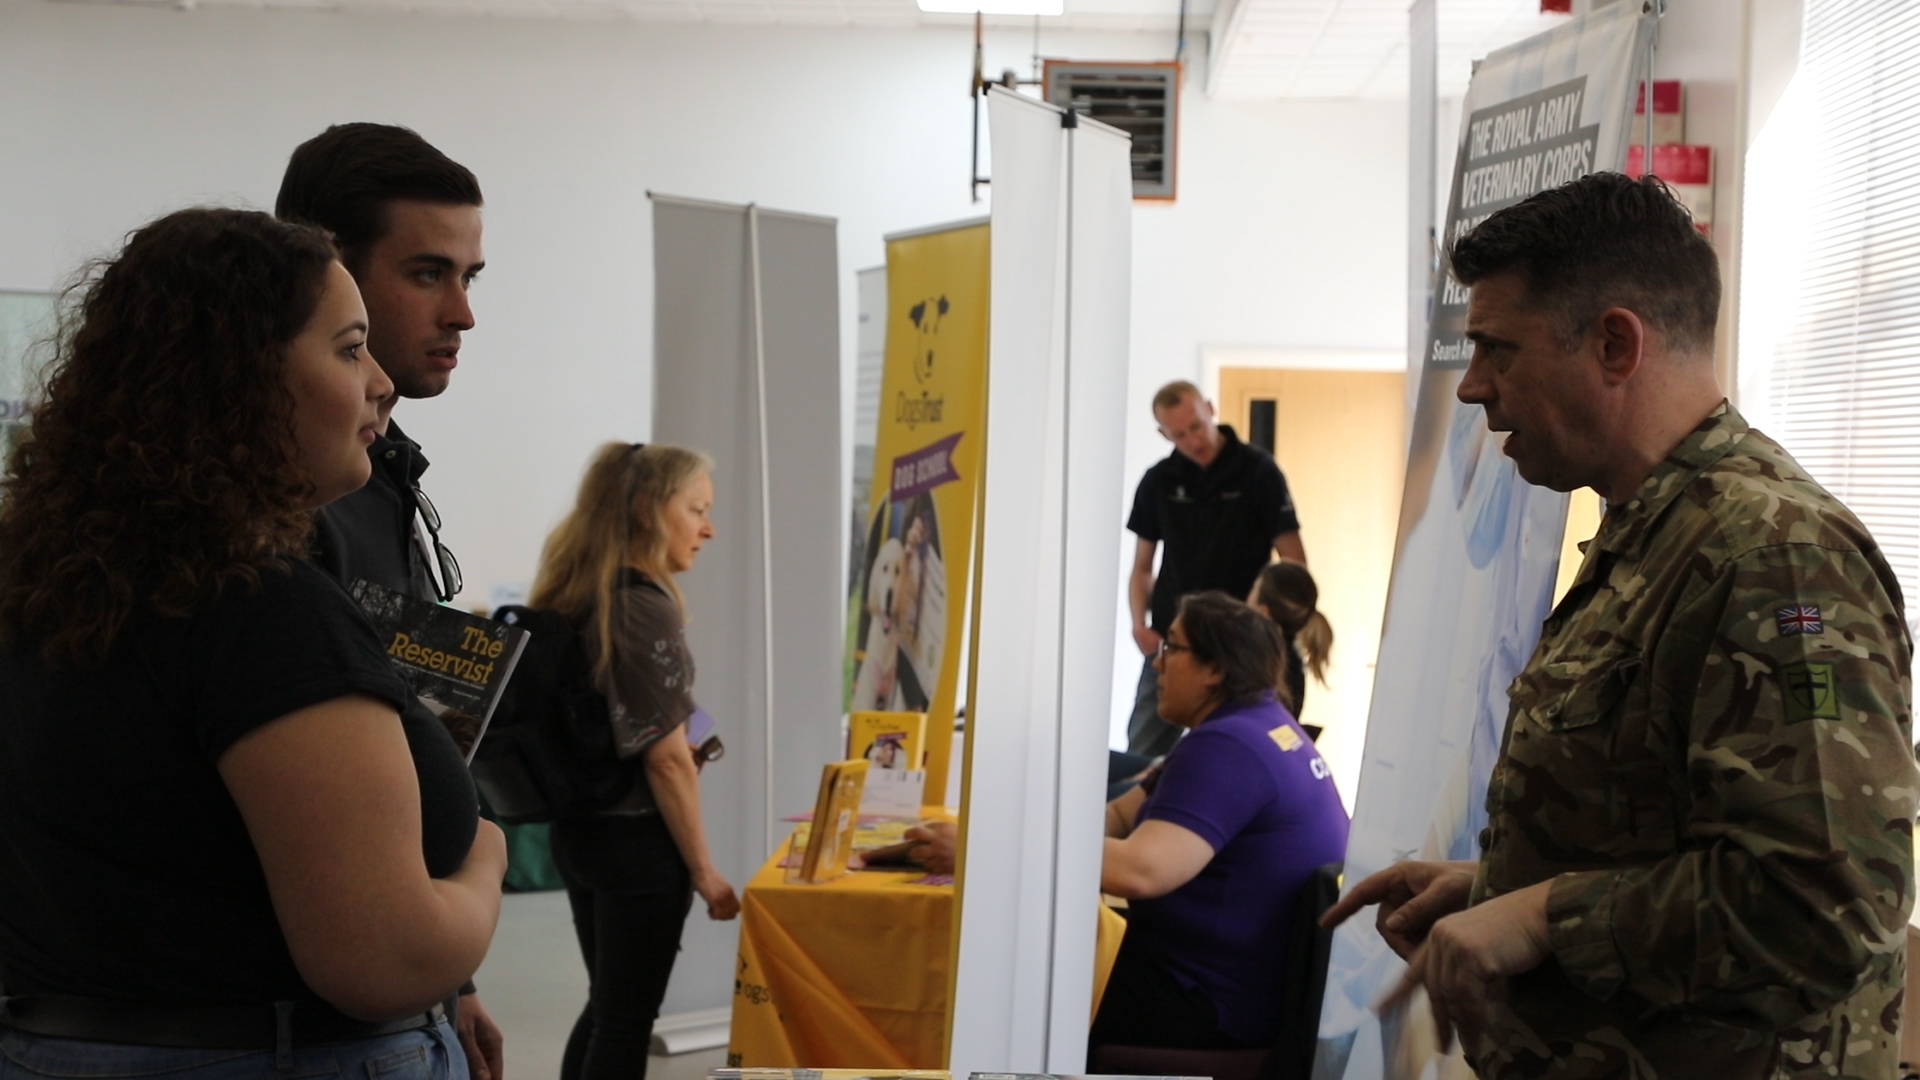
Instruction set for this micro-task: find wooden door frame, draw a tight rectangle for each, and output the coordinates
[1199,345,1404,409]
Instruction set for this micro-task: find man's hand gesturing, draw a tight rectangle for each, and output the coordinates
[1378,879,1553,1054]
[1319,859,1477,959]
[1320,861,1554,1053]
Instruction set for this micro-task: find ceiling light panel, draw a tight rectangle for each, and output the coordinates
[915,0,1063,16]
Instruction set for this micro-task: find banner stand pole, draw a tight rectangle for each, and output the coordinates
[1641,0,1665,181]
[747,204,777,859]
[1038,104,1080,1063]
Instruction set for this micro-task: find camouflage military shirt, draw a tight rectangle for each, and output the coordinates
[1468,403,1917,1080]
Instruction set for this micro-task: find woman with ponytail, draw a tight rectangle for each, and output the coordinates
[1250,560,1332,720]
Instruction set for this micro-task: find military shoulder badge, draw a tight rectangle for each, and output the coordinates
[1776,605,1823,636]
[1780,660,1841,722]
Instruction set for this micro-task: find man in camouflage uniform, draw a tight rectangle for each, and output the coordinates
[1324,172,1916,1079]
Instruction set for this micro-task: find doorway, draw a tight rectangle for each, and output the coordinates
[1216,366,1406,806]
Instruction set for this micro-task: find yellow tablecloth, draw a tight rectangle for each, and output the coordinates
[726,829,1127,1067]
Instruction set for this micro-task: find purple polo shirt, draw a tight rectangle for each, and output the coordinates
[1129,692,1349,1045]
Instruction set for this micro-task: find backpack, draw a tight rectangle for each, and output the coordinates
[469,605,633,824]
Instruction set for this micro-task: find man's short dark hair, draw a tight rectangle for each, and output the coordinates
[274,123,482,272]
[1447,172,1719,355]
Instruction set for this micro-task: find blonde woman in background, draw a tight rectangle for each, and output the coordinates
[530,443,739,1080]
[1250,560,1332,723]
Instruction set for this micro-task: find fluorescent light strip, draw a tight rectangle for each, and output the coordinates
[916,0,1063,16]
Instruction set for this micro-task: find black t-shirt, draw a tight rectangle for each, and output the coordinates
[1127,425,1300,631]
[0,559,478,1004]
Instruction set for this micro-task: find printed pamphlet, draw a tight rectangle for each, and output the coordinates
[787,759,870,885]
[349,578,530,762]
[848,710,927,770]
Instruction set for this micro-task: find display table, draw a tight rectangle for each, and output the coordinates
[726,827,1126,1067]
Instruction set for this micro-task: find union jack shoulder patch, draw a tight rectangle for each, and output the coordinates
[1776,605,1823,636]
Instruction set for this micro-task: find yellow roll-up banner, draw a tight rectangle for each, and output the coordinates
[845,221,988,806]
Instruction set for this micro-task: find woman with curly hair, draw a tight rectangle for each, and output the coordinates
[0,208,504,1079]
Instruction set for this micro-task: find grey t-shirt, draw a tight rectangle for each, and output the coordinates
[591,573,695,814]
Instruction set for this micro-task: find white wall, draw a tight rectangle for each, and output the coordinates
[1110,96,1408,747]
[0,0,1409,1015]
[1641,0,1748,387]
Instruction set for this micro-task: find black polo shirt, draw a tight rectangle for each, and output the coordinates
[1127,425,1299,632]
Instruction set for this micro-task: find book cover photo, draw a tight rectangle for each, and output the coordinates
[848,710,927,771]
[349,578,530,761]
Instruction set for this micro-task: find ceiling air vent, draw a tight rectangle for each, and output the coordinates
[1042,60,1181,201]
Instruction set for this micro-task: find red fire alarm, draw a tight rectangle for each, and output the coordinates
[1541,0,1571,11]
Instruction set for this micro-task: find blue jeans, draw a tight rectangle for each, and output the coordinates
[0,1017,463,1079]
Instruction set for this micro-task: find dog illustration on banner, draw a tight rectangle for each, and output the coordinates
[849,492,946,713]
[908,295,947,384]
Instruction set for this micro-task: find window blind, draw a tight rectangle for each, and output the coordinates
[1740,0,1920,633]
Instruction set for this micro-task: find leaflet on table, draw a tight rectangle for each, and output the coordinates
[847,709,927,816]
[786,759,869,884]
[847,709,927,770]
[714,1060,952,1068]
[782,817,912,865]
[859,767,926,818]
[969,1075,1208,1080]
[348,578,530,763]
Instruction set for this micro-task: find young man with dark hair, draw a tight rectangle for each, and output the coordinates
[277,122,483,602]
[1123,380,1306,756]
[1325,172,1915,1079]
[276,124,502,1080]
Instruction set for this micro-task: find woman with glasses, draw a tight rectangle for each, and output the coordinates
[1092,591,1349,1054]
[0,209,504,1078]
[529,442,739,1080]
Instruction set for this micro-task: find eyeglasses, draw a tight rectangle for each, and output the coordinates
[411,486,463,603]
[1156,639,1193,660]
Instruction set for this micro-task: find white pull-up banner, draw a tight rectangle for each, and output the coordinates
[1315,6,1653,1078]
[949,87,1132,1075]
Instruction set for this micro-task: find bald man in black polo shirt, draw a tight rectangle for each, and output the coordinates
[1125,381,1306,757]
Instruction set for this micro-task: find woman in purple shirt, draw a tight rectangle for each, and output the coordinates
[1094,591,1350,1052]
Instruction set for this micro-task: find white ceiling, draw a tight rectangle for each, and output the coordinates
[51,0,1211,33]
[1208,0,1573,99]
[49,0,1570,95]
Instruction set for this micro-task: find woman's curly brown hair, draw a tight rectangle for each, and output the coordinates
[0,208,339,668]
